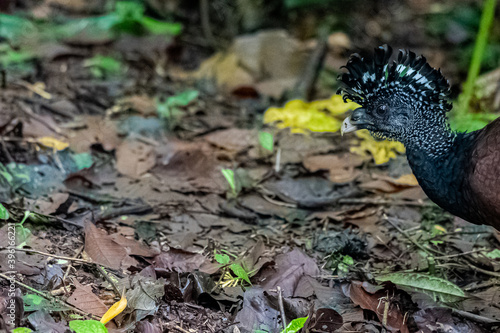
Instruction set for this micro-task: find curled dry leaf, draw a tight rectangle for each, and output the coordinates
[304,153,364,183]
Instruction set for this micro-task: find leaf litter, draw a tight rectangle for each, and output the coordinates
[0,2,499,333]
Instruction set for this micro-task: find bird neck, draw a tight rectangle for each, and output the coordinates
[404,121,478,221]
[404,117,457,159]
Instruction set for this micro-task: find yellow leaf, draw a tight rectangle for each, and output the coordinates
[100,294,127,324]
[36,137,69,150]
[350,130,405,165]
[263,95,359,133]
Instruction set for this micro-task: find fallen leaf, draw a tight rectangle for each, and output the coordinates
[100,293,127,324]
[84,222,127,270]
[343,281,409,333]
[67,279,108,317]
[264,95,359,133]
[115,140,156,178]
[350,130,406,165]
[303,153,364,183]
[204,128,256,152]
[36,136,69,150]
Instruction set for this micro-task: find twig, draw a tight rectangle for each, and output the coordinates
[199,0,217,49]
[291,39,327,100]
[339,198,431,207]
[274,147,281,173]
[9,247,116,271]
[22,97,74,119]
[277,286,287,331]
[261,193,296,208]
[452,308,500,325]
[96,266,121,296]
[384,215,446,256]
[466,262,500,278]
[433,249,488,260]
[464,279,499,292]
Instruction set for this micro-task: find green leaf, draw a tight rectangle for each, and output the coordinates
[69,320,108,333]
[0,14,36,41]
[72,153,94,170]
[166,90,199,107]
[282,316,308,333]
[485,249,500,259]
[142,17,182,35]
[0,47,33,67]
[23,294,44,307]
[215,253,230,265]
[342,254,354,265]
[258,131,274,152]
[16,225,32,245]
[221,169,236,194]
[230,263,251,285]
[84,55,123,78]
[0,203,9,220]
[13,328,33,333]
[23,293,70,312]
[114,1,145,22]
[376,272,466,303]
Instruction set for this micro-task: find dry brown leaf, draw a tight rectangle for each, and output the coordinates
[84,222,127,270]
[204,128,256,152]
[304,153,364,183]
[67,279,108,317]
[68,116,122,153]
[113,94,157,116]
[360,179,400,193]
[154,248,208,273]
[25,193,69,215]
[115,140,156,178]
[109,233,157,257]
[344,281,409,333]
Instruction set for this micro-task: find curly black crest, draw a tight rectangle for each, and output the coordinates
[337,45,452,113]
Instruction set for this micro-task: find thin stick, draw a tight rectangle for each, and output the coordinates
[384,215,446,256]
[339,198,431,207]
[0,272,99,320]
[277,286,287,330]
[452,308,499,324]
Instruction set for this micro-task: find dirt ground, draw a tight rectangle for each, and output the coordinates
[0,0,500,332]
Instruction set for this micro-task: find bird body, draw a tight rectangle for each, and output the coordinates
[339,45,500,229]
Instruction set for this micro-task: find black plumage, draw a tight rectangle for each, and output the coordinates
[339,45,500,228]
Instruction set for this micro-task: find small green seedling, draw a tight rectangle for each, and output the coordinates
[15,210,33,246]
[84,55,123,79]
[221,169,238,197]
[215,250,253,288]
[156,90,199,129]
[281,316,308,333]
[337,254,354,274]
[0,203,9,220]
[13,328,33,333]
[258,131,274,152]
[429,224,446,246]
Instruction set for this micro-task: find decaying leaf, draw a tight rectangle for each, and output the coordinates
[349,130,406,165]
[264,95,359,133]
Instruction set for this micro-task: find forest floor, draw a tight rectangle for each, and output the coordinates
[1,1,500,333]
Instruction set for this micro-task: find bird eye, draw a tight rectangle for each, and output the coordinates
[376,105,388,116]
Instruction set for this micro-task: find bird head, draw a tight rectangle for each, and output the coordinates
[338,45,452,143]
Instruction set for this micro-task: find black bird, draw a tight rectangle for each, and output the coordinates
[338,45,500,229]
